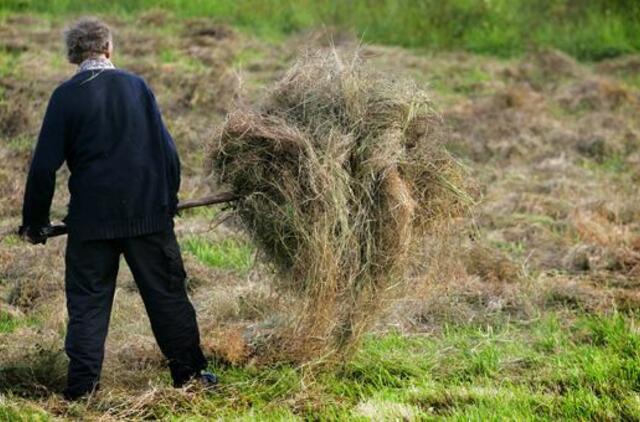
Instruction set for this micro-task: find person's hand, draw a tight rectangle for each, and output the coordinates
[18,225,48,245]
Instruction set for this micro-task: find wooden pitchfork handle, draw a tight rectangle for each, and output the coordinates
[41,191,240,239]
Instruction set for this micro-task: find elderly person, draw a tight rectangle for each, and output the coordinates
[19,17,216,400]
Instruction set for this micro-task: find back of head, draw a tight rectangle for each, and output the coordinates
[64,17,112,65]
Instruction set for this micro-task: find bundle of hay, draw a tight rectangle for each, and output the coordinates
[210,49,471,363]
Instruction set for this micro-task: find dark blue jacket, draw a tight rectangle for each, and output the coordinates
[22,69,180,240]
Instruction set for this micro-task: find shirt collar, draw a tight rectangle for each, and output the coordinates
[77,57,115,73]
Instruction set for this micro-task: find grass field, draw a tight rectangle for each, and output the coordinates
[3,313,640,419]
[2,0,640,60]
[1,1,640,420]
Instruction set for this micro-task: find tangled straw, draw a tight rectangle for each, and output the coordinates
[210,49,471,363]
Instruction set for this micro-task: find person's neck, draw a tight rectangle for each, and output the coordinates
[84,54,109,62]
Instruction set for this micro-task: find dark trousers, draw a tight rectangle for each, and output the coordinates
[63,227,207,398]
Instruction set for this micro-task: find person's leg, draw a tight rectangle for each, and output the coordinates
[122,228,207,387]
[64,235,120,400]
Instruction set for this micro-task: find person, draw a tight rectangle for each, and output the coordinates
[19,17,217,401]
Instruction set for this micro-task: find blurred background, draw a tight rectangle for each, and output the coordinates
[3,0,640,60]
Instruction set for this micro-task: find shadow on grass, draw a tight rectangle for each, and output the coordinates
[0,344,67,398]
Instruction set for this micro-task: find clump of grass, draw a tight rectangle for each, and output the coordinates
[0,313,21,334]
[0,312,38,334]
[210,49,471,363]
[183,237,254,273]
[0,398,50,420]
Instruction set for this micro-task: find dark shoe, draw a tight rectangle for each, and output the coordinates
[175,370,219,389]
[199,371,219,388]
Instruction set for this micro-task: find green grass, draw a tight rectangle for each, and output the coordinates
[6,136,34,153]
[0,312,38,334]
[2,308,639,419]
[177,205,221,219]
[156,48,205,72]
[492,239,526,256]
[0,399,50,421]
[183,237,254,272]
[0,49,22,79]
[580,153,629,174]
[0,313,21,333]
[619,72,640,90]
[101,312,640,419]
[1,234,22,247]
[2,0,640,60]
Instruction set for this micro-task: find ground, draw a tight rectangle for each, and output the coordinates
[1,10,640,421]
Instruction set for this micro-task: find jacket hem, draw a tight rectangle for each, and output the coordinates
[66,213,173,241]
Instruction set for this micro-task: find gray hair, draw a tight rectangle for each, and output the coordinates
[64,17,112,64]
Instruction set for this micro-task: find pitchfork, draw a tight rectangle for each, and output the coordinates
[40,191,239,239]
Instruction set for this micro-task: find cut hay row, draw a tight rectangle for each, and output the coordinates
[210,49,472,363]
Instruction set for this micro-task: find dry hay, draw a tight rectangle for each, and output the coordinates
[556,77,640,112]
[209,49,471,364]
[596,54,640,76]
[463,242,523,283]
[0,94,32,139]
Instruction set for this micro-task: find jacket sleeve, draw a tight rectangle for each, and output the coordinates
[22,88,67,228]
[146,84,181,214]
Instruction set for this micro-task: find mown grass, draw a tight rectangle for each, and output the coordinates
[2,0,639,60]
[2,287,639,419]
[42,311,634,420]
[183,237,254,272]
[200,313,640,419]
